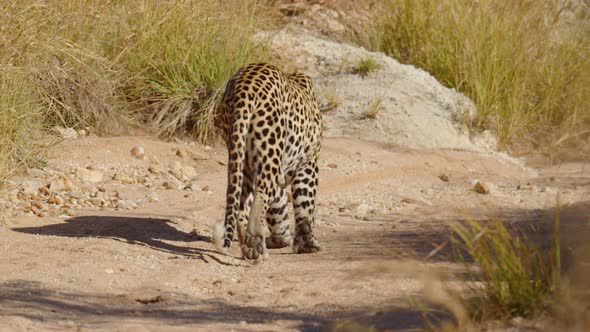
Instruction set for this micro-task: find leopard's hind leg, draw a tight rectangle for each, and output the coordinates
[241,189,271,260]
[265,187,293,249]
[292,158,322,254]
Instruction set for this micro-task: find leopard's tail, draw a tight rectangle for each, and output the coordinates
[212,98,250,251]
[212,218,226,251]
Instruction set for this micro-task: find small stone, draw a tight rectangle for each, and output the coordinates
[401,197,416,204]
[184,182,199,192]
[60,175,74,190]
[26,168,46,177]
[113,173,135,185]
[201,185,210,192]
[181,165,198,179]
[176,148,187,158]
[146,192,160,202]
[473,181,490,194]
[117,199,137,210]
[32,201,47,210]
[327,163,338,169]
[163,181,180,190]
[169,161,184,180]
[204,146,212,151]
[148,165,162,174]
[517,184,537,192]
[37,211,49,218]
[370,208,388,215]
[48,208,60,217]
[76,167,103,184]
[48,178,66,192]
[21,180,42,195]
[30,194,42,201]
[539,186,554,193]
[53,126,78,139]
[130,146,145,160]
[89,198,104,207]
[342,202,371,216]
[510,316,525,327]
[47,196,64,205]
[439,174,449,182]
[38,186,51,196]
[77,129,87,137]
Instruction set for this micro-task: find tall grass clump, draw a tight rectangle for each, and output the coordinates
[0,0,269,178]
[123,1,268,141]
[373,0,590,148]
[451,217,561,320]
[0,73,43,180]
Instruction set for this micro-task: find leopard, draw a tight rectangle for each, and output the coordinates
[212,63,323,260]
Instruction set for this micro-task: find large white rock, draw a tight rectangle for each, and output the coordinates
[256,29,495,152]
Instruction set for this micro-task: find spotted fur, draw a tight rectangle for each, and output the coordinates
[213,63,323,260]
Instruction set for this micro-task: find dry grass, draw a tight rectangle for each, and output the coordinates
[0,73,44,180]
[352,56,382,77]
[451,217,561,320]
[0,0,269,178]
[371,0,590,149]
[365,97,383,119]
[121,1,269,141]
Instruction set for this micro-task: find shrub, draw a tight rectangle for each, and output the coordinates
[451,216,561,320]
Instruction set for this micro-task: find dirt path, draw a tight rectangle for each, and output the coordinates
[1,136,588,331]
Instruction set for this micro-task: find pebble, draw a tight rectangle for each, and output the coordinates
[130,146,145,160]
[47,196,64,205]
[181,165,198,179]
[147,192,160,202]
[163,181,181,190]
[148,165,162,174]
[117,199,137,210]
[32,201,47,210]
[184,182,200,192]
[38,186,51,196]
[20,180,42,195]
[113,173,135,185]
[176,148,187,158]
[473,181,490,194]
[517,184,538,192]
[26,168,46,178]
[439,174,449,182]
[76,167,104,184]
[53,126,78,139]
[341,202,371,216]
[90,198,104,207]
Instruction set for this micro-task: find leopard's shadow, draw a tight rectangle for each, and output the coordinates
[12,216,228,264]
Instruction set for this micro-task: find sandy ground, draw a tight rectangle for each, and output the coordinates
[1,135,589,331]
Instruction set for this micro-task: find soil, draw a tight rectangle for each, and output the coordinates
[1,135,589,331]
[1,2,589,331]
